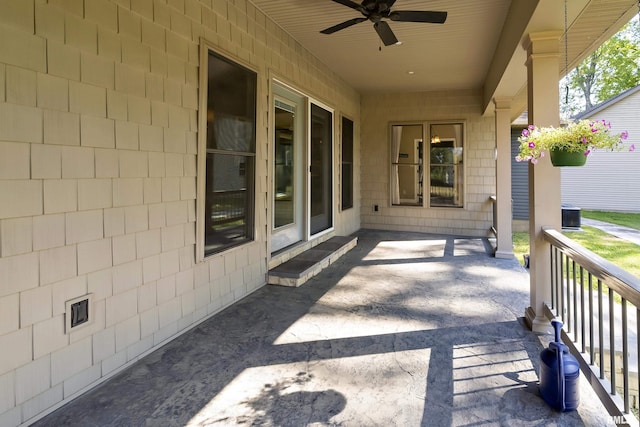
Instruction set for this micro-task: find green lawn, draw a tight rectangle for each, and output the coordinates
[563,227,640,278]
[512,231,530,266]
[512,211,640,278]
[582,210,640,231]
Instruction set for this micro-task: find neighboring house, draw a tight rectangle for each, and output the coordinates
[511,122,529,230]
[562,85,640,212]
[511,85,640,222]
[0,1,635,425]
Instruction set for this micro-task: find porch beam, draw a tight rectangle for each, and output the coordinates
[493,97,514,259]
[523,31,563,333]
[481,0,539,115]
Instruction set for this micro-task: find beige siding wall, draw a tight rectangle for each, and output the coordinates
[0,1,359,425]
[561,90,640,212]
[361,90,495,236]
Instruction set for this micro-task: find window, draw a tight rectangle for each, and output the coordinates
[391,124,424,206]
[390,122,464,208]
[429,123,464,207]
[341,116,354,210]
[198,47,256,257]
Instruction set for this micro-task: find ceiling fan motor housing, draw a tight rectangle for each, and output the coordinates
[320,0,447,47]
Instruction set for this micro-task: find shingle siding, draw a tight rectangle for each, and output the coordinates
[0,1,361,425]
[361,90,495,237]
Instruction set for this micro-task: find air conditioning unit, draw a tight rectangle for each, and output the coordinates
[562,205,581,230]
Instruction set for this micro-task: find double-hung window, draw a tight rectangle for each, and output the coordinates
[429,123,464,208]
[197,45,257,258]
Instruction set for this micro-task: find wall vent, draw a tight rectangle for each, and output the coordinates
[65,294,94,334]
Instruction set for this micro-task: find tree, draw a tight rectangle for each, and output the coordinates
[572,49,600,110]
[561,18,640,118]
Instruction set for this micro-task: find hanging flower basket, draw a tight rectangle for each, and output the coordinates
[549,149,587,167]
[515,120,632,166]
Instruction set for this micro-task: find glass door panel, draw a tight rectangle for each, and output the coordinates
[271,85,305,253]
[310,103,333,235]
[274,102,294,228]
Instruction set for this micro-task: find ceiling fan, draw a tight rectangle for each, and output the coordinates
[320,0,447,46]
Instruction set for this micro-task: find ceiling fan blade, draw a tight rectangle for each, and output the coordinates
[388,10,447,24]
[330,0,366,13]
[320,17,367,34]
[373,21,398,46]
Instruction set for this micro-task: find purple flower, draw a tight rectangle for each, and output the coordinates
[630,144,636,152]
[581,137,588,144]
[522,129,530,137]
[528,142,535,148]
[591,128,598,133]
[584,149,591,156]
[531,158,538,164]
[528,125,535,130]
[621,130,629,140]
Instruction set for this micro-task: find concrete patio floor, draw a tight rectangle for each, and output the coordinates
[32,230,617,426]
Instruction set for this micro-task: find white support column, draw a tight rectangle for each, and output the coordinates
[494,97,514,259]
[523,31,563,333]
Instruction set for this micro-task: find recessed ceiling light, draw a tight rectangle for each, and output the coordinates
[407,71,415,75]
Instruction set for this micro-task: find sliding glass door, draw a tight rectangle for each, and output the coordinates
[270,84,334,253]
[310,103,333,235]
[271,84,305,252]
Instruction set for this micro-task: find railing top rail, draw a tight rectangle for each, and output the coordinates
[543,227,640,308]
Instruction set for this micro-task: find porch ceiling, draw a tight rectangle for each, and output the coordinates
[252,0,638,114]
[252,0,512,94]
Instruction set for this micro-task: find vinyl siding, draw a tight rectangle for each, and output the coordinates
[511,127,529,219]
[561,89,640,212]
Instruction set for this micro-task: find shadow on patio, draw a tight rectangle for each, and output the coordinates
[33,230,615,426]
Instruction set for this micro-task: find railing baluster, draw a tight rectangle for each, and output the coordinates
[621,298,628,413]
[571,260,579,342]
[588,273,594,365]
[566,258,572,333]
[580,266,585,353]
[561,252,566,322]
[566,256,572,331]
[550,245,555,310]
[541,228,640,419]
[598,279,604,379]
[609,287,616,394]
[555,247,560,314]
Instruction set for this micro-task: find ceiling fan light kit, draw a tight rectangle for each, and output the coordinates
[320,0,447,46]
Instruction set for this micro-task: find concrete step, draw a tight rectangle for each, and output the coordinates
[268,236,358,287]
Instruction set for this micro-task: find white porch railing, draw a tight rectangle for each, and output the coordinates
[543,227,640,425]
